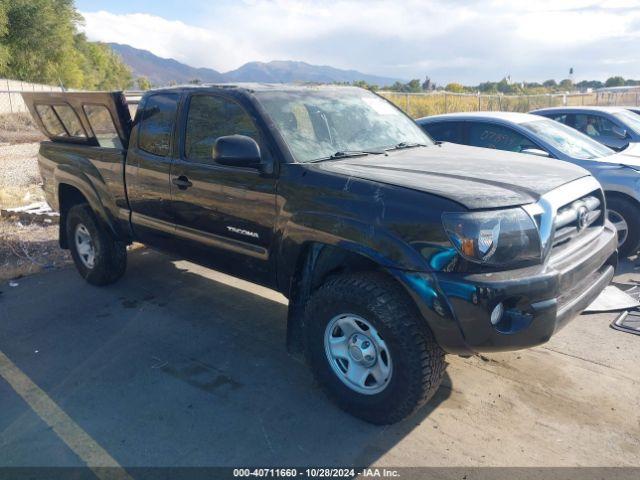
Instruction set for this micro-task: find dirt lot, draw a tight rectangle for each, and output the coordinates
[0,141,70,281]
[0,142,44,209]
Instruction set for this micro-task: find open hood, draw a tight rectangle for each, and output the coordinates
[21,91,132,149]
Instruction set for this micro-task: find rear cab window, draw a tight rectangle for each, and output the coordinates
[137,94,180,157]
[422,121,464,144]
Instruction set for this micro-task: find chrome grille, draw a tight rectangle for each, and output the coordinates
[552,191,603,248]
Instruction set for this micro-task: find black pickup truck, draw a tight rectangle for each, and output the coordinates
[23,85,617,424]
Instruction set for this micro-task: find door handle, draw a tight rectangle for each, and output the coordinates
[172,175,193,190]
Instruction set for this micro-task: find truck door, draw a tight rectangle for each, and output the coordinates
[125,92,180,250]
[169,92,277,287]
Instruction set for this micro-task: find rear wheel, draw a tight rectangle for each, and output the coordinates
[607,196,640,257]
[66,204,127,286]
[305,272,445,424]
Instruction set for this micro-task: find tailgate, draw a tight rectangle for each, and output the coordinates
[21,91,132,149]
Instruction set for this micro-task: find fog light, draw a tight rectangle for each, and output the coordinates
[490,302,504,326]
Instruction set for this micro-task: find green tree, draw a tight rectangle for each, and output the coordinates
[0,2,9,72]
[477,81,498,93]
[137,76,152,90]
[0,0,131,89]
[0,0,80,85]
[542,79,557,88]
[605,76,625,87]
[558,78,573,91]
[444,82,465,93]
[575,80,603,90]
[406,79,422,92]
[351,80,378,91]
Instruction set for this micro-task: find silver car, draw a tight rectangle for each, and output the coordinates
[417,111,640,256]
[531,106,640,152]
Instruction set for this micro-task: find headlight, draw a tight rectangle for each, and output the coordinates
[442,208,542,267]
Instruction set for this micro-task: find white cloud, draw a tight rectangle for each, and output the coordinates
[81,11,264,71]
[80,1,640,84]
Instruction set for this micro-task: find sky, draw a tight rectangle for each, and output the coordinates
[76,0,640,85]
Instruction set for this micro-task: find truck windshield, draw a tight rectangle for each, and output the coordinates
[254,88,431,163]
[520,118,614,160]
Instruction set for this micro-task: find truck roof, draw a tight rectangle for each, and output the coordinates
[142,83,366,94]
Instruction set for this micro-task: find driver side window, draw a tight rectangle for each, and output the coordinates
[184,95,260,162]
[468,123,537,153]
[574,114,616,138]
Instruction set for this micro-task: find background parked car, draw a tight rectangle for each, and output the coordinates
[418,111,640,256]
[531,106,640,152]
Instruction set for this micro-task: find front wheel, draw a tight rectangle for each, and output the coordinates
[607,196,640,257]
[66,204,127,286]
[305,272,446,424]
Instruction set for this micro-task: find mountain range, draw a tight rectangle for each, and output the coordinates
[108,43,402,87]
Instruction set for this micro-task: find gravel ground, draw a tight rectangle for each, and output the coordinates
[0,142,41,187]
[0,141,69,281]
[0,142,43,209]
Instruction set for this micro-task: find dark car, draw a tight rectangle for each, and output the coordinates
[531,106,640,151]
[418,111,640,256]
[22,85,617,424]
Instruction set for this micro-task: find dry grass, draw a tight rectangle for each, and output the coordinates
[0,219,71,282]
[0,113,45,145]
[379,91,613,118]
[0,185,44,210]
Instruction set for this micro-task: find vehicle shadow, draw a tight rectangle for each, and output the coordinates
[0,248,452,468]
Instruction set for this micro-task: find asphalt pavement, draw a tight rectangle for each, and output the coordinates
[0,249,638,470]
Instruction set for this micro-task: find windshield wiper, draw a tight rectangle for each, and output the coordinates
[384,142,428,151]
[308,149,386,163]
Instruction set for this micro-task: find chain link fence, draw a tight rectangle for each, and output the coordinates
[2,77,640,126]
[379,90,640,118]
[0,79,65,114]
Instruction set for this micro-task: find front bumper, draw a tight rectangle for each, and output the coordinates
[398,222,618,355]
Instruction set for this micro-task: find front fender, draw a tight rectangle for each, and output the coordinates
[278,212,472,356]
[277,211,430,288]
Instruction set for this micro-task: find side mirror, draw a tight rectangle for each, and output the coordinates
[612,126,628,139]
[520,147,550,158]
[213,135,262,168]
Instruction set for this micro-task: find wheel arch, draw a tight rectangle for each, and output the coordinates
[604,189,640,209]
[57,179,115,249]
[604,190,640,255]
[285,241,427,356]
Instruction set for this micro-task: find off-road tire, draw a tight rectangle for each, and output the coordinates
[66,204,127,286]
[607,196,640,257]
[305,272,446,424]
